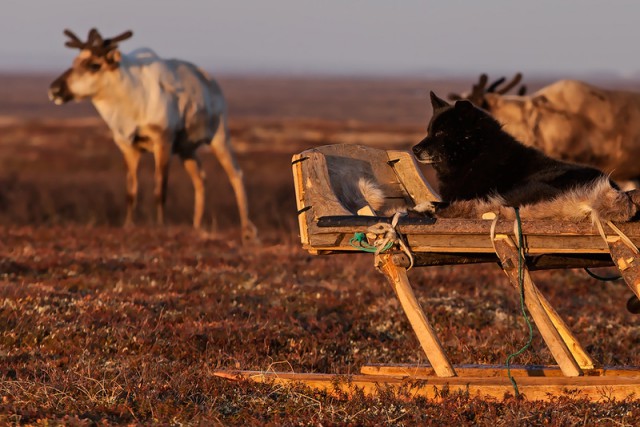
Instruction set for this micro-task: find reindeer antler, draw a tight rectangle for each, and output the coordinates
[468,74,488,105]
[63,29,85,49]
[448,73,526,104]
[104,30,133,46]
[487,77,506,93]
[448,74,487,103]
[87,28,103,48]
[449,74,488,103]
[495,73,523,95]
[62,28,133,56]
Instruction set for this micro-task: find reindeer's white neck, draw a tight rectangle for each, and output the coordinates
[91,49,178,144]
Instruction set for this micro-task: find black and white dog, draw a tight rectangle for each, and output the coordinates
[411,92,638,223]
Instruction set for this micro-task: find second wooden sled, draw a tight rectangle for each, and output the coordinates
[218,144,640,401]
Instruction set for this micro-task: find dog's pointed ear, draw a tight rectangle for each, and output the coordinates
[430,91,450,112]
[454,100,474,112]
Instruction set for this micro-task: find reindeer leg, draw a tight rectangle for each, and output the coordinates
[180,150,206,229]
[210,117,258,244]
[116,141,141,227]
[152,135,172,226]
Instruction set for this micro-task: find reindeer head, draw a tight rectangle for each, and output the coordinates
[48,28,133,104]
[448,73,527,111]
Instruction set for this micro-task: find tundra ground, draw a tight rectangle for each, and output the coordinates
[1,74,639,425]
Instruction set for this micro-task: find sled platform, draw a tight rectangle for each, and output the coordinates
[215,144,640,401]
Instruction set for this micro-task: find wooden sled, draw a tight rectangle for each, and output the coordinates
[216,144,640,401]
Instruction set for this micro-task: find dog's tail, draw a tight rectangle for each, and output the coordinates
[357,178,386,211]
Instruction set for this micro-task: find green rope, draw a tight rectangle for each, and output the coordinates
[349,232,393,253]
[506,207,534,397]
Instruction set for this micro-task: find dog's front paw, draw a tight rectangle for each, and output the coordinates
[411,201,437,216]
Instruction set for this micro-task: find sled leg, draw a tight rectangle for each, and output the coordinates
[608,239,640,300]
[535,290,595,369]
[493,236,584,377]
[376,253,456,377]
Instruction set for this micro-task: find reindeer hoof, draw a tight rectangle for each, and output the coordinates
[242,223,259,246]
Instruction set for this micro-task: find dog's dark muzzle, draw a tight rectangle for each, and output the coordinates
[412,144,436,164]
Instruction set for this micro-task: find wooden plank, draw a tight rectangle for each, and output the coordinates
[493,236,583,377]
[298,145,415,217]
[292,154,310,246]
[307,231,615,255]
[303,152,352,218]
[376,253,456,377]
[305,214,640,255]
[407,234,609,254]
[307,144,400,190]
[325,153,407,202]
[215,370,640,402]
[301,246,614,271]
[317,216,436,227]
[313,217,640,238]
[308,233,344,248]
[308,217,640,256]
[385,149,440,204]
[360,364,640,377]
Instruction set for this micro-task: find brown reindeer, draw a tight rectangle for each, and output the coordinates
[450,74,640,184]
[49,29,258,243]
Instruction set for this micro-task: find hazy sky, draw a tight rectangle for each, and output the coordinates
[2,0,639,77]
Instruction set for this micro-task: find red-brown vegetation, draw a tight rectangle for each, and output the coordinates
[0,74,639,425]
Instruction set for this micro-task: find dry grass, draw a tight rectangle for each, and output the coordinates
[1,225,639,425]
[1,74,639,425]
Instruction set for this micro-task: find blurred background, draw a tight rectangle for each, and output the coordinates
[2,0,640,233]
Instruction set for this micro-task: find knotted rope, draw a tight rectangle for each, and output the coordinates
[351,211,415,269]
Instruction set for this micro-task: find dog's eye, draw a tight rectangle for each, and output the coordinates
[88,63,102,72]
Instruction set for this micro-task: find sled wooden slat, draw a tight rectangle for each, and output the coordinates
[237,144,640,401]
[306,224,635,251]
[314,215,640,236]
[214,369,640,402]
[385,149,440,204]
[304,217,640,256]
[360,364,640,378]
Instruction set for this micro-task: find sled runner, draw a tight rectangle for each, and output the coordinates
[216,144,640,401]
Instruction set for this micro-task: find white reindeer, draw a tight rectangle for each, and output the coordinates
[450,74,640,184]
[48,28,258,243]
